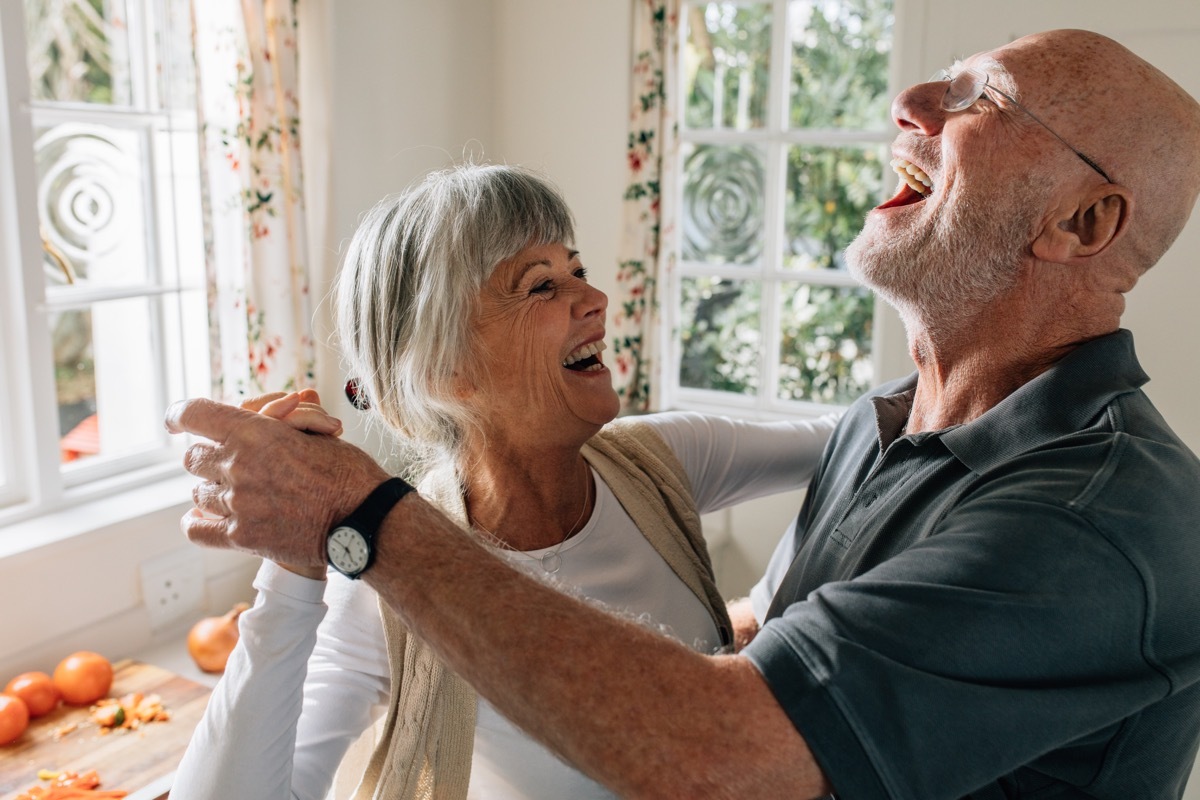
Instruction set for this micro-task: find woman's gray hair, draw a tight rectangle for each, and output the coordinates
[335,163,576,475]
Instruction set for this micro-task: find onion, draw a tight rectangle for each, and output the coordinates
[187,602,250,673]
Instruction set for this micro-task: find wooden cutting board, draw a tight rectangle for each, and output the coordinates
[0,660,212,799]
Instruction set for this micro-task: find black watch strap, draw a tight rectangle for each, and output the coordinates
[331,477,414,572]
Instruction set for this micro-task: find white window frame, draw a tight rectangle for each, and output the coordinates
[0,0,206,535]
[663,0,901,419]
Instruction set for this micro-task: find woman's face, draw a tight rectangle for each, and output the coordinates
[466,241,620,445]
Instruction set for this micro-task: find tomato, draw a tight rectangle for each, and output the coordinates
[52,652,113,706]
[0,694,29,745]
[4,671,60,717]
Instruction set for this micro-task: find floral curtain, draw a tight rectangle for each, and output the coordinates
[611,0,679,413]
[192,0,315,400]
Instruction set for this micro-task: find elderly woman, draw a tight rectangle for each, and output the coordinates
[172,163,836,799]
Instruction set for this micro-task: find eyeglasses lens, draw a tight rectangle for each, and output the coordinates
[939,69,986,113]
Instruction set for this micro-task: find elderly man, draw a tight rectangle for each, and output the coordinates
[170,29,1200,798]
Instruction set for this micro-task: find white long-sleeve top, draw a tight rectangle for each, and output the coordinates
[171,411,837,800]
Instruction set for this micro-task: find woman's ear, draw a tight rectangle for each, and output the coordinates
[1033,185,1131,264]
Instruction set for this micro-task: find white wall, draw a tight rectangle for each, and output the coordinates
[489,0,632,308]
[313,0,498,444]
[313,0,632,448]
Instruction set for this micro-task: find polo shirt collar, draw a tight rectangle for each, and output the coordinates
[873,329,1148,474]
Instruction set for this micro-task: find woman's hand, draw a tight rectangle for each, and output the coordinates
[240,388,344,437]
[240,389,343,580]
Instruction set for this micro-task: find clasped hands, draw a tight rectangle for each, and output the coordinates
[164,389,390,578]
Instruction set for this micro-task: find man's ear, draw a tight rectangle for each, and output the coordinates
[1032,186,1131,264]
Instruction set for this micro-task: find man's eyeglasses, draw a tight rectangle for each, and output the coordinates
[931,67,1113,184]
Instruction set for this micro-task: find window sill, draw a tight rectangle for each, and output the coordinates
[0,467,196,561]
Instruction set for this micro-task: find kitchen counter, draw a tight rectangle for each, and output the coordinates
[0,653,214,800]
[124,633,222,800]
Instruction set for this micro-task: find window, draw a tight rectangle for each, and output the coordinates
[0,0,206,524]
[667,0,894,413]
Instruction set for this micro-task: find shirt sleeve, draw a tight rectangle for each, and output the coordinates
[171,561,390,800]
[637,410,839,514]
[293,571,391,792]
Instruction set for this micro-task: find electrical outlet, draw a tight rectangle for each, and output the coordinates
[140,549,206,632]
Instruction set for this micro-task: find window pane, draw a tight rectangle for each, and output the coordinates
[53,297,165,465]
[788,0,894,129]
[784,143,887,270]
[684,2,772,130]
[157,0,197,111]
[153,125,204,284]
[53,309,98,462]
[779,282,874,404]
[25,0,134,105]
[36,122,150,287]
[680,277,761,395]
[682,143,766,266]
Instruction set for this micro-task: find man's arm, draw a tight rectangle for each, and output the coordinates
[166,398,832,798]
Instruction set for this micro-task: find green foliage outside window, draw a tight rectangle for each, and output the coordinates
[790,0,894,130]
[779,283,874,404]
[680,0,893,406]
[685,3,772,130]
[784,144,885,271]
[679,277,761,395]
[25,0,123,104]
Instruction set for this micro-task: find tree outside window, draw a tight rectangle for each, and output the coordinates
[671,0,894,411]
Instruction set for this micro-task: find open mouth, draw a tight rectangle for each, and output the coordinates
[878,157,933,210]
[562,340,607,373]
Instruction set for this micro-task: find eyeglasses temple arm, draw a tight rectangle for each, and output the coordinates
[983,83,1114,184]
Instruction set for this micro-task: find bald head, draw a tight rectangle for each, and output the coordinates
[998,29,1200,272]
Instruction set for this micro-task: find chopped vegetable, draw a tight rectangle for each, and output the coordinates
[14,769,128,799]
[89,693,170,730]
[90,705,124,728]
[51,721,78,740]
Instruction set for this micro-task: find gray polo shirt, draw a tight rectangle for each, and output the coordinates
[745,330,1200,798]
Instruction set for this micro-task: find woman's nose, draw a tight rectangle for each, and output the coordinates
[891,81,948,137]
[573,280,607,319]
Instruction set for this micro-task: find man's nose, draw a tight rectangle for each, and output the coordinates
[891,81,948,137]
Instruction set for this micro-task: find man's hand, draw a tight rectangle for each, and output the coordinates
[164,396,389,568]
[236,389,346,579]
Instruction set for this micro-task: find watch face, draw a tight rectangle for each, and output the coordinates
[328,526,370,575]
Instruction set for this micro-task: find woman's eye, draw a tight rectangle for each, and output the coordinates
[531,279,554,295]
[574,267,588,282]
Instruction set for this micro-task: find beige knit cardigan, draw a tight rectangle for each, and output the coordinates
[349,421,733,799]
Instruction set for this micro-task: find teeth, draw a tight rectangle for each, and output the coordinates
[891,157,932,197]
[562,340,606,368]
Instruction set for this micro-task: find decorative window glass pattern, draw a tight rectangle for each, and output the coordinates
[0,0,206,518]
[669,0,894,411]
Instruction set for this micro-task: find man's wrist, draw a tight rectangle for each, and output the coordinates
[326,477,415,579]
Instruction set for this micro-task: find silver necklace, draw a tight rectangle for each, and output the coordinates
[469,469,591,574]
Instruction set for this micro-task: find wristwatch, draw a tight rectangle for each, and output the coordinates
[326,477,414,579]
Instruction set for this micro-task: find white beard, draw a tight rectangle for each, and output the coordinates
[846,174,1049,333]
